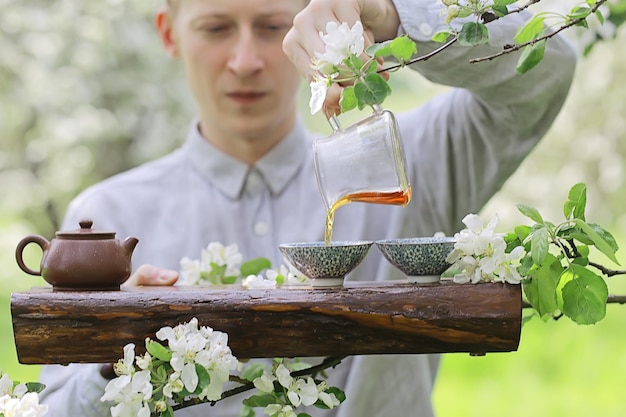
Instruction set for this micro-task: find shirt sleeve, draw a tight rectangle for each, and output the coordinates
[38,364,114,417]
[390,0,577,233]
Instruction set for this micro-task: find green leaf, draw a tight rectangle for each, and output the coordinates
[354,72,392,109]
[559,264,608,324]
[595,9,605,24]
[514,225,532,246]
[242,394,277,408]
[146,339,172,362]
[240,257,272,277]
[570,231,594,245]
[201,262,227,284]
[195,363,211,393]
[25,382,46,394]
[432,30,453,43]
[572,256,589,266]
[568,5,592,20]
[222,275,238,284]
[242,406,256,417]
[297,414,313,417]
[493,0,517,6]
[516,204,544,224]
[588,223,619,254]
[504,232,522,252]
[518,253,537,276]
[515,16,545,44]
[573,219,619,264]
[491,5,509,17]
[458,22,489,46]
[366,40,393,58]
[285,359,313,371]
[389,36,417,61]
[161,407,175,417]
[530,225,550,265]
[515,39,546,74]
[240,362,267,382]
[240,405,256,417]
[564,182,587,220]
[340,86,358,113]
[522,253,564,319]
[346,54,364,72]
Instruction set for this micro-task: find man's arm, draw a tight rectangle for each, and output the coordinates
[391,0,576,228]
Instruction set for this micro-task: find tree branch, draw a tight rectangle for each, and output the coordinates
[523,294,626,309]
[169,356,347,412]
[470,0,608,63]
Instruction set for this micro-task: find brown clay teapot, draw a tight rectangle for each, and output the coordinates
[15,219,139,290]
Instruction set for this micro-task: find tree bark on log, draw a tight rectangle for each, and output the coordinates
[11,281,521,364]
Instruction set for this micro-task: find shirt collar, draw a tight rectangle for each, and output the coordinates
[182,118,309,199]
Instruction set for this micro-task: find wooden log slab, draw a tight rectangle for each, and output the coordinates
[11,281,521,364]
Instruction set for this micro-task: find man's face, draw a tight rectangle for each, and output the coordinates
[163,0,305,143]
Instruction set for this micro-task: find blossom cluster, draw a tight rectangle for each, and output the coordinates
[179,241,310,288]
[446,213,525,284]
[101,318,240,417]
[242,264,310,289]
[247,360,342,417]
[0,370,47,417]
[102,319,345,417]
[309,21,365,115]
[179,242,243,285]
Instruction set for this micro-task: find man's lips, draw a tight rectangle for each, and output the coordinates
[226,91,267,103]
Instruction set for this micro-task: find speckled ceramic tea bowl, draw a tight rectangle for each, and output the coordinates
[278,241,374,288]
[375,237,456,283]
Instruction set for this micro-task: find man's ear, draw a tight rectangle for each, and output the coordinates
[156,10,179,58]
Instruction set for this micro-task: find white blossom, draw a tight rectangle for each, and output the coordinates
[253,371,276,393]
[315,21,364,66]
[0,373,13,397]
[0,392,48,417]
[309,76,329,115]
[101,370,152,417]
[264,403,297,417]
[179,242,244,286]
[494,246,525,284]
[448,213,526,284]
[242,274,277,289]
[113,343,136,376]
[204,242,243,277]
[135,353,152,370]
[318,390,340,409]
[156,318,239,401]
[179,257,201,285]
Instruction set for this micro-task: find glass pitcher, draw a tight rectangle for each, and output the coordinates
[313,105,411,243]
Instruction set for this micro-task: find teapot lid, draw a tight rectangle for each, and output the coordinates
[55,219,116,240]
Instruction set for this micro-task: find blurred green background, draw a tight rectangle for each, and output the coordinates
[1,1,625,416]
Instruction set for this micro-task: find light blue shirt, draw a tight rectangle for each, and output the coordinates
[39,1,577,416]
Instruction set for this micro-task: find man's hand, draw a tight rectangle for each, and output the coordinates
[283,0,400,115]
[122,264,178,287]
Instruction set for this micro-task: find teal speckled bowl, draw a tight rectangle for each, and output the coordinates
[375,237,456,283]
[278,241,374,288]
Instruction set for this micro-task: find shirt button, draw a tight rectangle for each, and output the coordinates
[419,23,433,36]
[254,222,269,236]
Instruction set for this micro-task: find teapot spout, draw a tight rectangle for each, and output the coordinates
[123,236,139,257]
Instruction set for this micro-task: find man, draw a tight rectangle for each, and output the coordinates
[39,0,577,416]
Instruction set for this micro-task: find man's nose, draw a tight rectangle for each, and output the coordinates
[227,29,264,77]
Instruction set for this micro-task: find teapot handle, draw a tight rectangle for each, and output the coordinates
[15,235,49,276]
